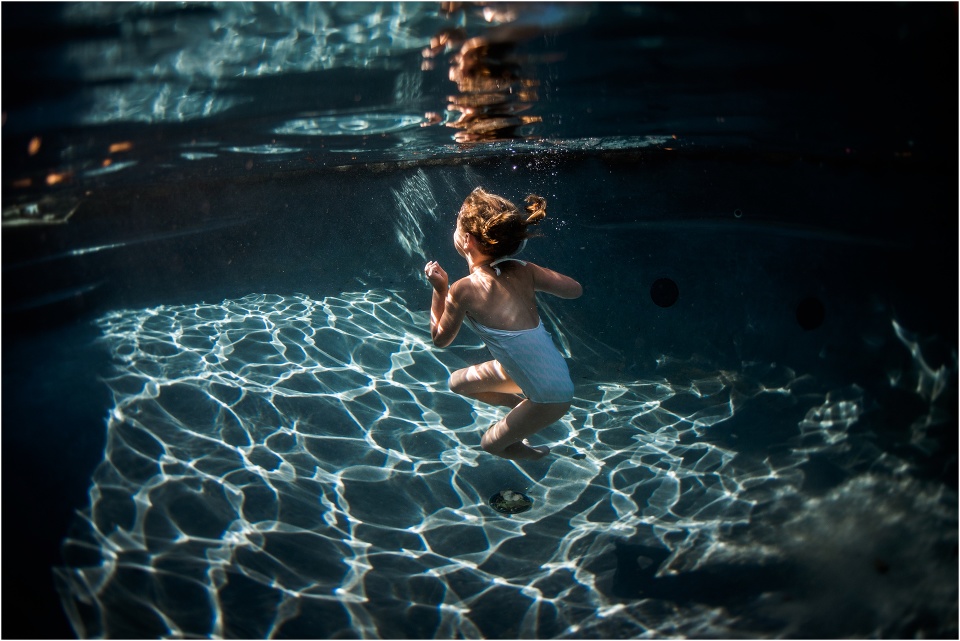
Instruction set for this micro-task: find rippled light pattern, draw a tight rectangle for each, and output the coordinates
[58,3,448,125]
[392,169,439,261]
[54,291,957,638]
[274,115,426,136]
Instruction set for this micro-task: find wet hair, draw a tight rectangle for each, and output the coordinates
[457,186,546,258]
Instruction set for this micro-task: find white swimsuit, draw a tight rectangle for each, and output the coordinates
[464,316,574,404]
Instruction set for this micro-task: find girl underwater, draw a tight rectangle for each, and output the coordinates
[424,187,582,460]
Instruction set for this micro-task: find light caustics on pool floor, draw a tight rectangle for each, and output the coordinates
[54,291,956,639]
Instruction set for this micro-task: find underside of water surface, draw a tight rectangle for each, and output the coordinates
[2,2,957,639]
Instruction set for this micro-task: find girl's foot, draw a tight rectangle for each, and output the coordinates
[521,439,551,460]
[496,437,551,460]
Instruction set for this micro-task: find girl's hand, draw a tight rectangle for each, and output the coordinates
[424,261,448,290]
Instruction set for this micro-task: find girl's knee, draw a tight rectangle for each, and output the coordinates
[480,419,512,454]
[479,431,499,455]
[479,427,508,457]
[448,370,468,396]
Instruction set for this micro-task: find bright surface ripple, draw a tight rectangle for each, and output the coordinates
[274,114,426,136]
[54,291,957,638]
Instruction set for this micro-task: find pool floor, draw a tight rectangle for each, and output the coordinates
[34,287,956,638]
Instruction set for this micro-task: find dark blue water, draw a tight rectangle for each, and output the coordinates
[3,3,957,639]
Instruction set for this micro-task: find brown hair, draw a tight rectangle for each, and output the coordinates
[457,187,546,258]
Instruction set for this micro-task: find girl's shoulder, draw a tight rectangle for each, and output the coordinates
[449,274,480,299]
[511,260,542,280]
[448,274,485,315]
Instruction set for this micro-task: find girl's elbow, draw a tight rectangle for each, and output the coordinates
[431,319,460,348]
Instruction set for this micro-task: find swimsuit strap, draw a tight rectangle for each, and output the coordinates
[489,258,527,276]
[489,239,528,276]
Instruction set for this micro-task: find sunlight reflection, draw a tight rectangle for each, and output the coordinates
[53,291,956,638]
[891,319,956,454]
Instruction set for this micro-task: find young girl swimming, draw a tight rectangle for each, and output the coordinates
[424,187,582,460]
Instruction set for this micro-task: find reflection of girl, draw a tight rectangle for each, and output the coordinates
[445,37,541,143]
[424,187,582,460]
[421,24,541,142]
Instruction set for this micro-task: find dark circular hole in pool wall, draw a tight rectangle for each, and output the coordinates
[650,278,680,308]
[796,296,826,330]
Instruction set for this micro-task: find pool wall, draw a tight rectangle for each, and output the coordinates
[6,149,954,370]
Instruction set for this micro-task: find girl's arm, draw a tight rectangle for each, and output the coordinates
[531,263,583,299]
[430,285,466,348]
[425,261,467,348]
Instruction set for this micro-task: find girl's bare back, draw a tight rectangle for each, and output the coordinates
[456,262,540,331]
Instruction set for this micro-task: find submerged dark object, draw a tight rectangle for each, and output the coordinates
[651,278,680,308]
[489,490,534,514]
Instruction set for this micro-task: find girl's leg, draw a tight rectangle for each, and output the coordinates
[450,361,569,460]
[480,400,571,461]
[449,360,523,408]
